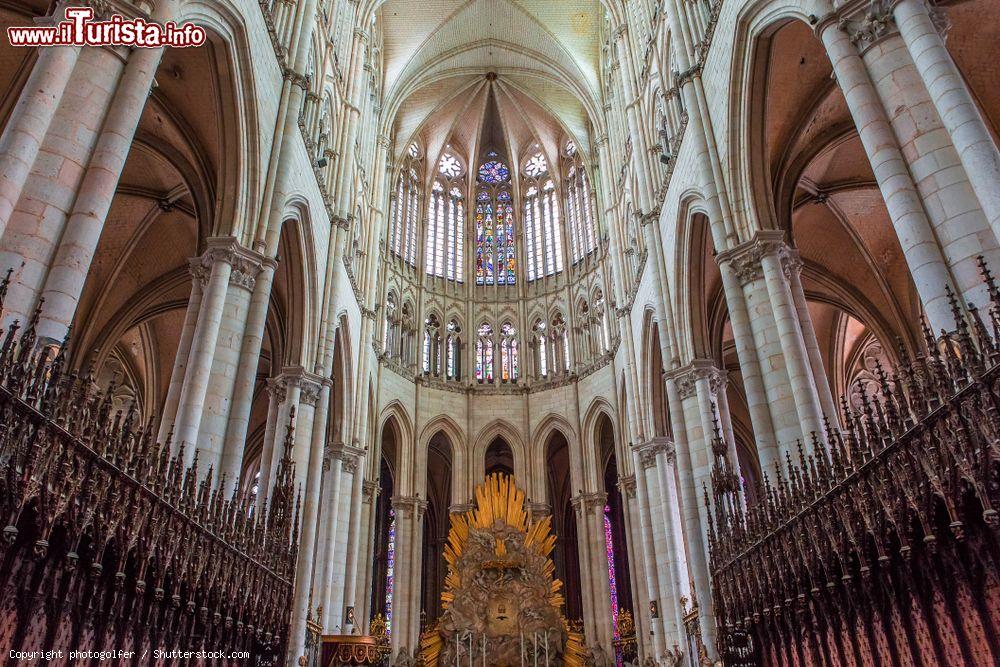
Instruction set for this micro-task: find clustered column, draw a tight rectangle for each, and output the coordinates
[632,438,688,656]
[389,495,427,655]
[715,231,833,456]
[0,0,179,342]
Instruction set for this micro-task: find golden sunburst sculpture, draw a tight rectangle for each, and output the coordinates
[419,474,586,666]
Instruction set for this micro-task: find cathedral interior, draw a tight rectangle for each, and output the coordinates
[0,0,998,665]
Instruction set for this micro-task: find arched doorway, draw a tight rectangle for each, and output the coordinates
[419,431,453,628]
[598,413,634,650]
[370,416,400,633]
[545,431,583,621]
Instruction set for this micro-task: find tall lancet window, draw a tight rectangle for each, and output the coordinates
[564,141,597,263]
[475,323,495,382]
[533,320,549,378]
[475,152,515,285]
[425,152,465,281]
[422,314,442,375]
[523,152,563,281]
[389,143,421,266]
[552,312,571,372]
[385,509,396,635]
[500,322,519,382]
[605,505,620,641]
[446,319,462,380]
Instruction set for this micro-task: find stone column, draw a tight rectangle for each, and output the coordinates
[389,495,424,654]
[716,232,831,453]
[318,450,345,629]
[157,270,203,444]
[578,491,614,653]
[816,12,955,330]
[630,441,669,654]
[0,45,124,328]
[664,372,715,654]
[716,257,779,470]
[0,23,81,238]
[893,0,1000,243]
[617,474,652,661]
[221,258,277,492]
[327,463,356,632]
[340,451,369,634]
[37,6,176,341]
[198,240,271,475]
[759,238,826,446]
[570,493,598,648]
[287,370,327,664]
[785,250,839,425]
[358,479,380,629]
[652,441,691,658]
[255,376,287,509]
[826,6,997,316]
[173,248,233,467]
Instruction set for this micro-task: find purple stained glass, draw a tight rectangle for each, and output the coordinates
[605,506,620,640]
[478,160,510,184]
[386,509,396,636]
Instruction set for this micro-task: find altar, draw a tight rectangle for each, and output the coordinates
[417,475,587,667]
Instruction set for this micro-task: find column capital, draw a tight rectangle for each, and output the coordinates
[391,495,428,518]
[196,236,275,292]
[714,229,788,286]
[664,358,725,400]
[526,501,552,517]
[571,491,608,515]
[834,0,899,50]
[617,474,637,499]
[266,375,288,403]
[326,441,366,473]
[271,366,327,406]
[449,502,475,514]
[632,437,675,469]
[362,480,379,504]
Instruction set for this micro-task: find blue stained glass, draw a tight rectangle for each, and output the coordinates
[477,190,490,202]
[478,160,510,184]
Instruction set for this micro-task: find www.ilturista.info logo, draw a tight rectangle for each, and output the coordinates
[7,6,206,48]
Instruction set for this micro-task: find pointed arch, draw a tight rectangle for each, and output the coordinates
[472,419,528,487]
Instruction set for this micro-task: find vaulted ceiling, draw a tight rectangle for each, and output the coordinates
[377,0,606,163]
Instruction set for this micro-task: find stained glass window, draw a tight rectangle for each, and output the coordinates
[523,154,563,281]
[500,322,518,382]
[438,152,461,179]
[552,312,570,372]
[475,154,515,285]
[385,509,396,636]
[605,506,620,641]
[566,160,597,263]
[388,166,420,265]
[594,290,609,352]
[407,142,419,159]
[524,152,547,178]
[446,320,461,380]
[475,323,494,382]
[422,315,441,375]
[478,159,510,184]
[425,157,464,282]
[538,332,548,377]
